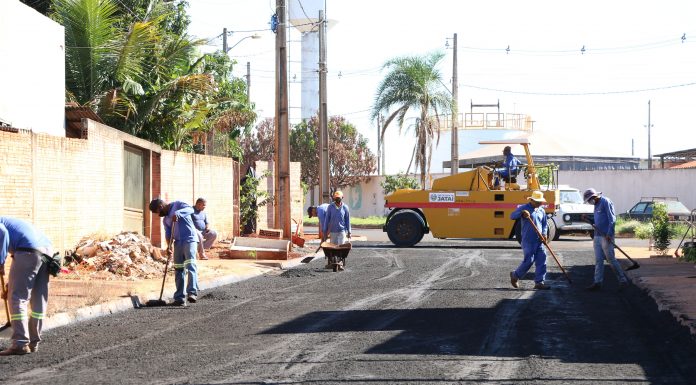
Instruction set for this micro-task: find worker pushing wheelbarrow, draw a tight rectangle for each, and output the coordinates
[319,190,353,272]
[320,241,352,272]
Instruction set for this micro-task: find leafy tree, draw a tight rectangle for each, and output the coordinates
[651,202,671,255]
[290,116,376,190]
[371,52,452,188]
[380,173,420,195]
[240,118,275,172]
[240,169,272,235]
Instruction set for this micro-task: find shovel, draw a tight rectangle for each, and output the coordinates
[300,245,323,264]
[146,222,176,307]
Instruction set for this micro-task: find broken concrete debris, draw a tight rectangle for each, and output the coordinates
[67,232,165,280]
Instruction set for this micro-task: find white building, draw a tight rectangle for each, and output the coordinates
[0,0,65,136]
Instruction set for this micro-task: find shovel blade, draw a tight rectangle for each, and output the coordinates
[300,256,315,264]
[625,263,640,271]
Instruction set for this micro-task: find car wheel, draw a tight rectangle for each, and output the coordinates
[549,219,560,241]
[386,211,424,247]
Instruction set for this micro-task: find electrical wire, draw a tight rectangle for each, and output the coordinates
[459,80,696,96]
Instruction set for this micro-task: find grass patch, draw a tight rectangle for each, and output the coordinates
[303,215,385,227]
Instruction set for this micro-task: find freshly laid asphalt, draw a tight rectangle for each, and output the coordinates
[1,235,695,384]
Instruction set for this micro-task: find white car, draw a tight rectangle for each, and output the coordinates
[550,186,595,240]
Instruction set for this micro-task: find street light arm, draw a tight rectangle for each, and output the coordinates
[225,34,262,53]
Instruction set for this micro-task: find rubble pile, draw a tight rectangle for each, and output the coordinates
[68,232,166,280]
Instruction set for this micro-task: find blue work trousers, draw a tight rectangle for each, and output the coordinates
[173,241,199,301]
[593,236,627,284]
[514,242,547,284]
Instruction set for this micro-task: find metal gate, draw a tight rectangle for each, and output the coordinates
[124,145,145,234]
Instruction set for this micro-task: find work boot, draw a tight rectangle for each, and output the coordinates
[187,295,197,303]
[171,299,186,307]
[534,282,551,290]
[28,343,39,353]
[586,282,602,291]
[0,345,31,356]
[509,272,519,289]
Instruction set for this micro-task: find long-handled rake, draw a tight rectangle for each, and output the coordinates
[524,216,573,284]
[587,222,640,271]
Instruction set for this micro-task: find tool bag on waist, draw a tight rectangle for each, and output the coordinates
[41,252,63,277]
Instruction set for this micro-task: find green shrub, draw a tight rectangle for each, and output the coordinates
[616,219,643,236]
[634,222,654,240]
[651,202,671,255]
[381,173,420,195]
[683,245,696,263]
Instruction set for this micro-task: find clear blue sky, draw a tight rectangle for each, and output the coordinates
[188,0,696,174]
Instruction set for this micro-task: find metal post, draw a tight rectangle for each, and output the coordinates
[222,28,228,53]
[318,10,330,204]
[380,114,385,175]
[450,33,459,175]
[274,0,291,238]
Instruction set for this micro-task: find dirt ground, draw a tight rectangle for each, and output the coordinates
[0,241,314,319]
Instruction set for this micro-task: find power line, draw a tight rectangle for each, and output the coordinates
[459,80,696,96]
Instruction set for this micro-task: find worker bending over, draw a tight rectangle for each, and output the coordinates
[509,191,551,290]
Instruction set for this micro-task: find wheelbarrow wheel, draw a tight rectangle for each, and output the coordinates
[333,263,338,272]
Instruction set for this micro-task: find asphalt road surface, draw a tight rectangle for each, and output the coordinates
[1,239,695,384]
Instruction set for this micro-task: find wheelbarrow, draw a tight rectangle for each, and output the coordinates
[320,241,352,272]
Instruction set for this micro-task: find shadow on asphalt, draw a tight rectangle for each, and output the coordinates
[261,264,696,383]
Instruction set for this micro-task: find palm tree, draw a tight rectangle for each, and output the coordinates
[371,52,452,188]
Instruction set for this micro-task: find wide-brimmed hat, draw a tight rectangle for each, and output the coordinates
[527,191,546,203]
[583,188,601,203]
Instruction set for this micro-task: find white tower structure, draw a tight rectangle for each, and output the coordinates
[288,0,324,121]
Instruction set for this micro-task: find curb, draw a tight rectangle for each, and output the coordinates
[37,257,306,333]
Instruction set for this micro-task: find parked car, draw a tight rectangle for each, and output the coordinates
[549,186,595,240]
[620,197,692,222]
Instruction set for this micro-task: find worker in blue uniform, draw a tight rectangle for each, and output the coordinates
[495,146,522,189]
[322,191,351,245]
[0,217,53,355]
[149,199,200,306]
[509,191,551,290]
[583,188,628,291]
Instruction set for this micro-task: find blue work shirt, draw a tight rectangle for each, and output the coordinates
[0,217,52,265]
[162,201,198,243]
[510,203,548,247]
[500,154,521,177]
[316,203,329,229]
[593,196,616,237]
[323,202,351,235]
[191,209,208,232]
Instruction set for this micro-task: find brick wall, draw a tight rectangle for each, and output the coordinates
[159,151,238,244]
[0,119,239,251]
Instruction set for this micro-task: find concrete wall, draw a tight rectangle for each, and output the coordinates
[0,119,240,251]
[0,1,64,135]
[560,169,696,214]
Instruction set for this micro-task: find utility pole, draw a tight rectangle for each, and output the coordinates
[222,27,228,54]
[318,10,330,204]
[274,0,291,239]
[450,33,459,175]
[246,62,251,102]
[376,118,381,175]
[647,100,652,169]
[380,114,385,175]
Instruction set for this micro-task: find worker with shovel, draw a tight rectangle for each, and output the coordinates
[0,217,54,355]
[149,199,200,306]
[509,191,552,290]
[583,188,628,291]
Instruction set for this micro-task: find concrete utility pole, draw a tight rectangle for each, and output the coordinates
[222,28,228,53]
[318,10,330,204]
[246,62,251,102]
[376,117,381,175]
[274,0,291,239]
[450,33,459,175]
[647,100,652,169]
